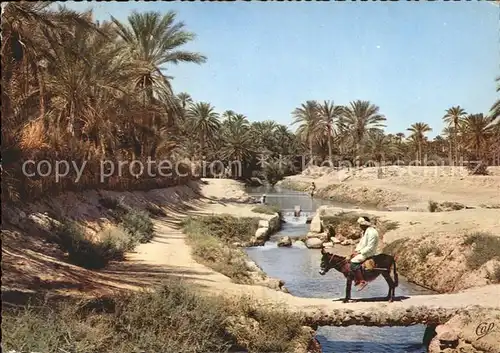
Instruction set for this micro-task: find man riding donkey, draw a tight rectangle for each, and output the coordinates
[349,216,380,290]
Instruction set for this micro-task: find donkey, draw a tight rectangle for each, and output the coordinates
[319,247,398,303]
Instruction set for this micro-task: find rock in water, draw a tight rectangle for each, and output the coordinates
[254,227,268,241]
[277,236,292,247]
[294,240,306,248]
[310,213,323,233]
[306,237,323,249]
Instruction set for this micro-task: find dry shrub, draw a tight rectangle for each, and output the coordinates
[119,209,155,243]
[464,232,500,270]
[18,119,49,151]
[53,221,134,269]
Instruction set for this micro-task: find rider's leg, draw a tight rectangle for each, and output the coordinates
[350,254,367,289]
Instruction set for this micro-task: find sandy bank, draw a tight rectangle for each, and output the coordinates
[279,165,500,210]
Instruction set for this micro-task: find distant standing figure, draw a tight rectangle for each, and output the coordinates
[260,193,267,204]
[308,182,316,198]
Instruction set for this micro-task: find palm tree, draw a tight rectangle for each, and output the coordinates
[220,116,254,171]
[442,126,456,165]
[111,11,206,122]
[222,110,236,121]
[186,102,220,158]
[366,131,395,178]
[395,133,405,144]
[461,114,493,160]
[407,122,432,164]
[366,131,395,163]
[292,100,320,165]
[343,100,386,165]
[177,92,193,110]
[489,76,500,122]
[316,100,344,164]
[443,106,467,165]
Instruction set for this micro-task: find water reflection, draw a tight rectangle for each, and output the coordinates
[245,187,431,353]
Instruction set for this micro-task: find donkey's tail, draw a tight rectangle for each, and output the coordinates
[392,255,399,287]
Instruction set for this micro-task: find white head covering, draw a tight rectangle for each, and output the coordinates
[357,217,371,226]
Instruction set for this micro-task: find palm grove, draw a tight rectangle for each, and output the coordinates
[2,4,500,204]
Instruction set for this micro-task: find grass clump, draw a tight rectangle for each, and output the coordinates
[417,241,441,261]
[2,281,305,353]
[251,204,280,215]
[428,200,465,212]
[53,221,131,269]
[120,209,155,243]
[464,232,500,270]
[182,215,260,283]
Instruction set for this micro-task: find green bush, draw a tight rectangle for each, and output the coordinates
[2,281,304,353]
[100,226,137,256]
[120,209,155,243]
[53,221,127,269]
[464,232,500,270]
[182,214,259,244]
[182,216,257,283]
[251,204,280,215]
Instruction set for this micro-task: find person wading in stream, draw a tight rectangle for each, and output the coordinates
[308,182,316,198]
[349,216,380,290]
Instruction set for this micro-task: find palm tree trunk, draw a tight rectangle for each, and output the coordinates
[418,142,422,164]
[200,133,205,159]
[327,128,333,166]
[355,142,361,167]
[309,137,313,166]
[448,139,452,166]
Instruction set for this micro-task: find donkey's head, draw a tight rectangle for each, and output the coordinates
[319,246,336,275]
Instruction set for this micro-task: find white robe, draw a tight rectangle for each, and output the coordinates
[351,226,379,263]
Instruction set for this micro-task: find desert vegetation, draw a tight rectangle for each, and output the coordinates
[251,204,281,215]
[2,280,307,353]
[463,232,500,271]
[49,205,156,269]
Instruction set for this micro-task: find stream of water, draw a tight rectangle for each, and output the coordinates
[245,186,434,353]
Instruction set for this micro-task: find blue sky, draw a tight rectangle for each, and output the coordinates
[62,1,499,137]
